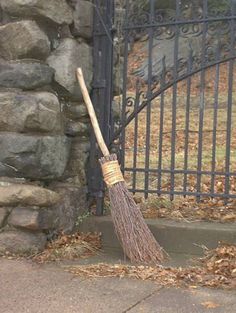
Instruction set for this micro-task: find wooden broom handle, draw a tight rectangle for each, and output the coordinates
[76,68,110,157]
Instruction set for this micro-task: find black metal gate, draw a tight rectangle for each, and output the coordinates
[88,0,114,214]
[90,0,236,214]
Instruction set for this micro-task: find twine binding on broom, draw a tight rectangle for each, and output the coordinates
[101,160,124,187]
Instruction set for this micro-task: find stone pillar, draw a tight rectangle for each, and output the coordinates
[0,0,93,255]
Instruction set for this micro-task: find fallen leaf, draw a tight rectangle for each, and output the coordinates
[201,301,220,309]
[67,243,236,290]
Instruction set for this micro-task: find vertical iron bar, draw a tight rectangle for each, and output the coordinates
[170,0,180,200]
[144,0,155,198]
[210,43,220,196]
[157,58,166,195]
[225,63,234,201]
[120,0,129,171]
[89,0,105,215]
[104,0,115,146]
[183,51,193,194]
[224,1,235,203]
[196,0,208,202]
[132,80,141,192]
[98,0,112,146]
[90,0,114,215]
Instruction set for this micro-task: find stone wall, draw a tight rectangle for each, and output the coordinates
[0,0,93,255]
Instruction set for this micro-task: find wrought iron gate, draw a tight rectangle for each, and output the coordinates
[91,0,236,214]
[88,0,114,214]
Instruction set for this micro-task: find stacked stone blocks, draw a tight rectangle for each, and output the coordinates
[0,0,93,254]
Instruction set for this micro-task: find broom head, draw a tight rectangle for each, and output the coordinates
[100,154,166,264]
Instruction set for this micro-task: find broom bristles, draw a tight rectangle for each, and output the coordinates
[100,154,166,264]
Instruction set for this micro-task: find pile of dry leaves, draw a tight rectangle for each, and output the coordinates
[68,243,236,290]
[199,243,236,281]
[32,232,101,263]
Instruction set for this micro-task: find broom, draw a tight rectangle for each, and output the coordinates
[77,68,165,263]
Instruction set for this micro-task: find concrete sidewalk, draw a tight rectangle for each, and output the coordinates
[0,258,235,313]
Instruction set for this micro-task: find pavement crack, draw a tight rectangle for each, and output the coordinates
[122,288,162,313]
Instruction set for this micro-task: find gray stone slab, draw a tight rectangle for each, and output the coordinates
[0,60,54,90]
[0,91,62,133]
[1,0,73,25]
[65,120,89,137]
[72,0,93,39]
[0,20,50,60]
[50,183,88,234]
[0,230,46,255]
[8,207,56,231]
[47,38,92,100]
[0,184,60,207]
[0,133,71,180]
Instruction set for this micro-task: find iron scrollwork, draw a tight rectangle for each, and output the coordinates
[114,0,236,139]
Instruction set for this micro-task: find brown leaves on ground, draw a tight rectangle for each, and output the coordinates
[199,243,236,280]
[68,243,236,290]
[140,196,236,223]
[33,232,101,263]
[201,301,220,309]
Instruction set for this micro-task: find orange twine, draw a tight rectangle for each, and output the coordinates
[101,160,124,187]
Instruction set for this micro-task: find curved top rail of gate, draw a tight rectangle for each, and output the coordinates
[111,0,236,142]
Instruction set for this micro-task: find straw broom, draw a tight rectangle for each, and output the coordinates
[77,68,165,263]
